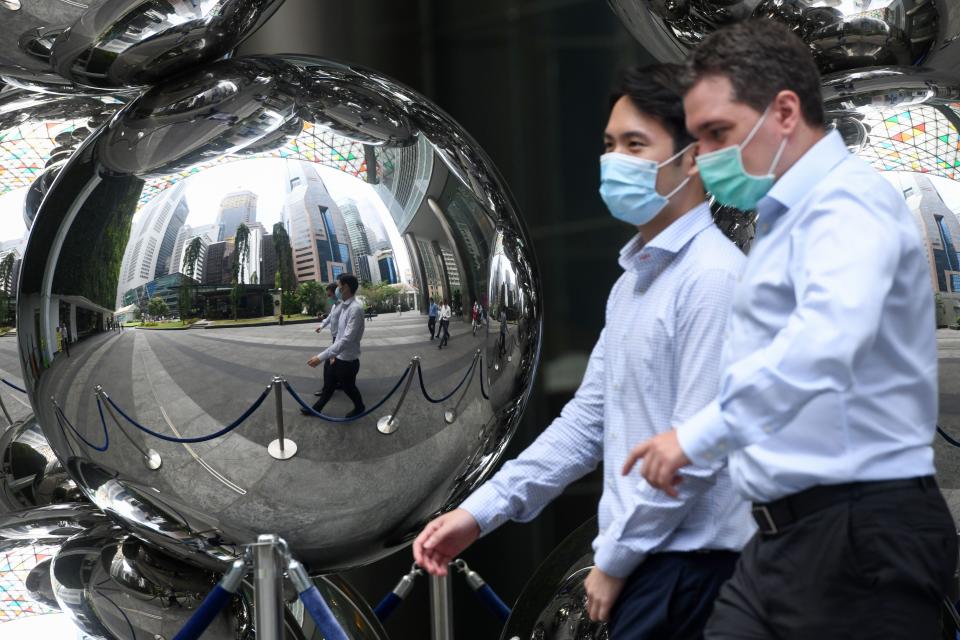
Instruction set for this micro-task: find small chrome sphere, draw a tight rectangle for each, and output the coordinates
[20,55,541,574]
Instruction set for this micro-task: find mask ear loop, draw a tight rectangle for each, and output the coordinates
[658,143,694,199]
[766,136,788,177]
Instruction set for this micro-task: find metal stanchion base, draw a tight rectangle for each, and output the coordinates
[268,439,298,460]
[378,415,399,434]
[443,409,456,424]
[144,449,163,470]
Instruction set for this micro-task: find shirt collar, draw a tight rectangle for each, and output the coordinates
[757,130,849,227]
[618,201,713,272]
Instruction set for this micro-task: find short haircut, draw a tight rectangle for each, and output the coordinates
[610,63,695,153]
[338,273,359,295]
[683,20,825,127]
[325,283,337,294]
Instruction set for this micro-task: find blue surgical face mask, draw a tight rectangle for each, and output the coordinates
[335,287,343,301]
[598,145,692,226]
[695,105,787,211]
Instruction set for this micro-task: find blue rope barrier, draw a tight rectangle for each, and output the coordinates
[174,560,245,640]
[54,401,109,452]
[418,356,477,404]
[478,356,490,400]
[104,385,272,444]
[937,425,960,448]
[284,364,412,423]
[474,583,511,623]
[299,584,349,640]
[374,592,403,622]
[1,378,26,393]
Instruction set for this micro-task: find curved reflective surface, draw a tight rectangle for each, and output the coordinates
[1,416,85,512]
[608,1,956,74]
[19,55,542,573]
[0,0,283,93]
[502,516,606,640]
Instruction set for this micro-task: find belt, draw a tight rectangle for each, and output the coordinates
[751,476,938,535]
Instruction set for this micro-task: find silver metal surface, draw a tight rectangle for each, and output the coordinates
[429,573,454,640]
[253,534,284,640]
[501,516,606,640]
[19,54,541,573]
[608,1,957,75]
[269,376,296,460]
[377,357,419,435]
[0,416,86,512]
[48,520,255,640]
[0,0,284,93]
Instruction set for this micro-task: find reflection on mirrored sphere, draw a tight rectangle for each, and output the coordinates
[1,416,86,512]
[608,1,958,75]
[502,516,606,640]
[20,55,542,574]
[0,0,283,93]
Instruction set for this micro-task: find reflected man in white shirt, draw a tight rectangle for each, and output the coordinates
[624,20,957,640]
[412,64,754,640]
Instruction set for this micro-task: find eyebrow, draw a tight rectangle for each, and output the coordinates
[688,119,730,136]
[604,130,651,141]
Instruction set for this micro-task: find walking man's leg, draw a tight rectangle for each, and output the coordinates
[338,359,365,417]
[308,362,338,414]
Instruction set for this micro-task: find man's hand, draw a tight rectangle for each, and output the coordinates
[314,327,321,333]
[584,566,625,623]
[412,509,480,576]
[328,357,336,365]
[307,355,322,368]
[621,429,691,497]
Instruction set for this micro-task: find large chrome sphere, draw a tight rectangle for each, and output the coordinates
[0,416,86,512]
[18,55,541,574]
[609,1,955,75]
[0,0,283,93]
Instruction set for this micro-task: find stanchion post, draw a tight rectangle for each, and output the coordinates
[429,572,454,640]
[378,358,419,435]
[95,386,162,470]
[268,377,297,460]
[253,534,284,640]
[0,392,12,426]
[444,349,480,424]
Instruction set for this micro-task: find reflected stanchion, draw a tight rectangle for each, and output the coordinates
[95,385,162,470]
[268,376,297,460]
[378,357,419,435]
[444,350,480,425]
[0,392,12,426]
[429,573,454,640]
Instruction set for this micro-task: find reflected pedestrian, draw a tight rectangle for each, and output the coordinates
[428,297,438,339]
[314,283,342,397]
[437,299,451,349]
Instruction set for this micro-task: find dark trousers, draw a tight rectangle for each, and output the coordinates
[311,358,364,412]
[428,316,437,338]
[438,320,450,347]
[706,479,957,640]
[609,550,739,640]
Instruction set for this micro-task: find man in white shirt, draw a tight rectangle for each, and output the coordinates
[412,64,753,639]
[437,300,452,349]
[313,283,341,397]
[304,273,365,418]
[624,20,957,639]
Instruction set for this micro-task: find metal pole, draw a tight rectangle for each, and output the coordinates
[0,392,12,426]
[253,534,284,640]
[429,572,454,640]
[444,350,480,424]
[378,358,419,435]
[268,377,297,460]
[95,387,162,470]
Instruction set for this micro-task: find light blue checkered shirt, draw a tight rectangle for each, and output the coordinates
[460,203,756,578]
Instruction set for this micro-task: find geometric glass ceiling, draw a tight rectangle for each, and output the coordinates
[0,544,59,623]
[0,119,90,195]
[857,104,960,180]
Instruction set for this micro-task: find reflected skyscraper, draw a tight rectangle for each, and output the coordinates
[217,190,258,241]
[169,223,219,281]
[282,163,354,284]
[115,183,189,308]
[900,173,960,293]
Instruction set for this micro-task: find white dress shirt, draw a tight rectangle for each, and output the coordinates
[460,203,754,578]
[316,296,365,362]
[677,131,938,503]
[439,305,452,321]
[319,301,341,342]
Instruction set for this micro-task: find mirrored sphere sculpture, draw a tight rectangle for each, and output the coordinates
[1,416,86,512]
[501,516,606,640]
[608,1,959,75]
[19,55,542,574]
[0,0,284,93]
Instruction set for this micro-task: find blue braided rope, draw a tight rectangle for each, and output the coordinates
[54,400,109,452]
[103,385,272,444]
[284,364,412,423]
[418,356,477,404]
[1,378,26,393]
[478,356,490,400]
[937,425,960,448]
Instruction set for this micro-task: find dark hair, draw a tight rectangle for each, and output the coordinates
[610,63,694,153]
[683,20,825,127]
[325,283,337,294]
[337,273,359,295]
